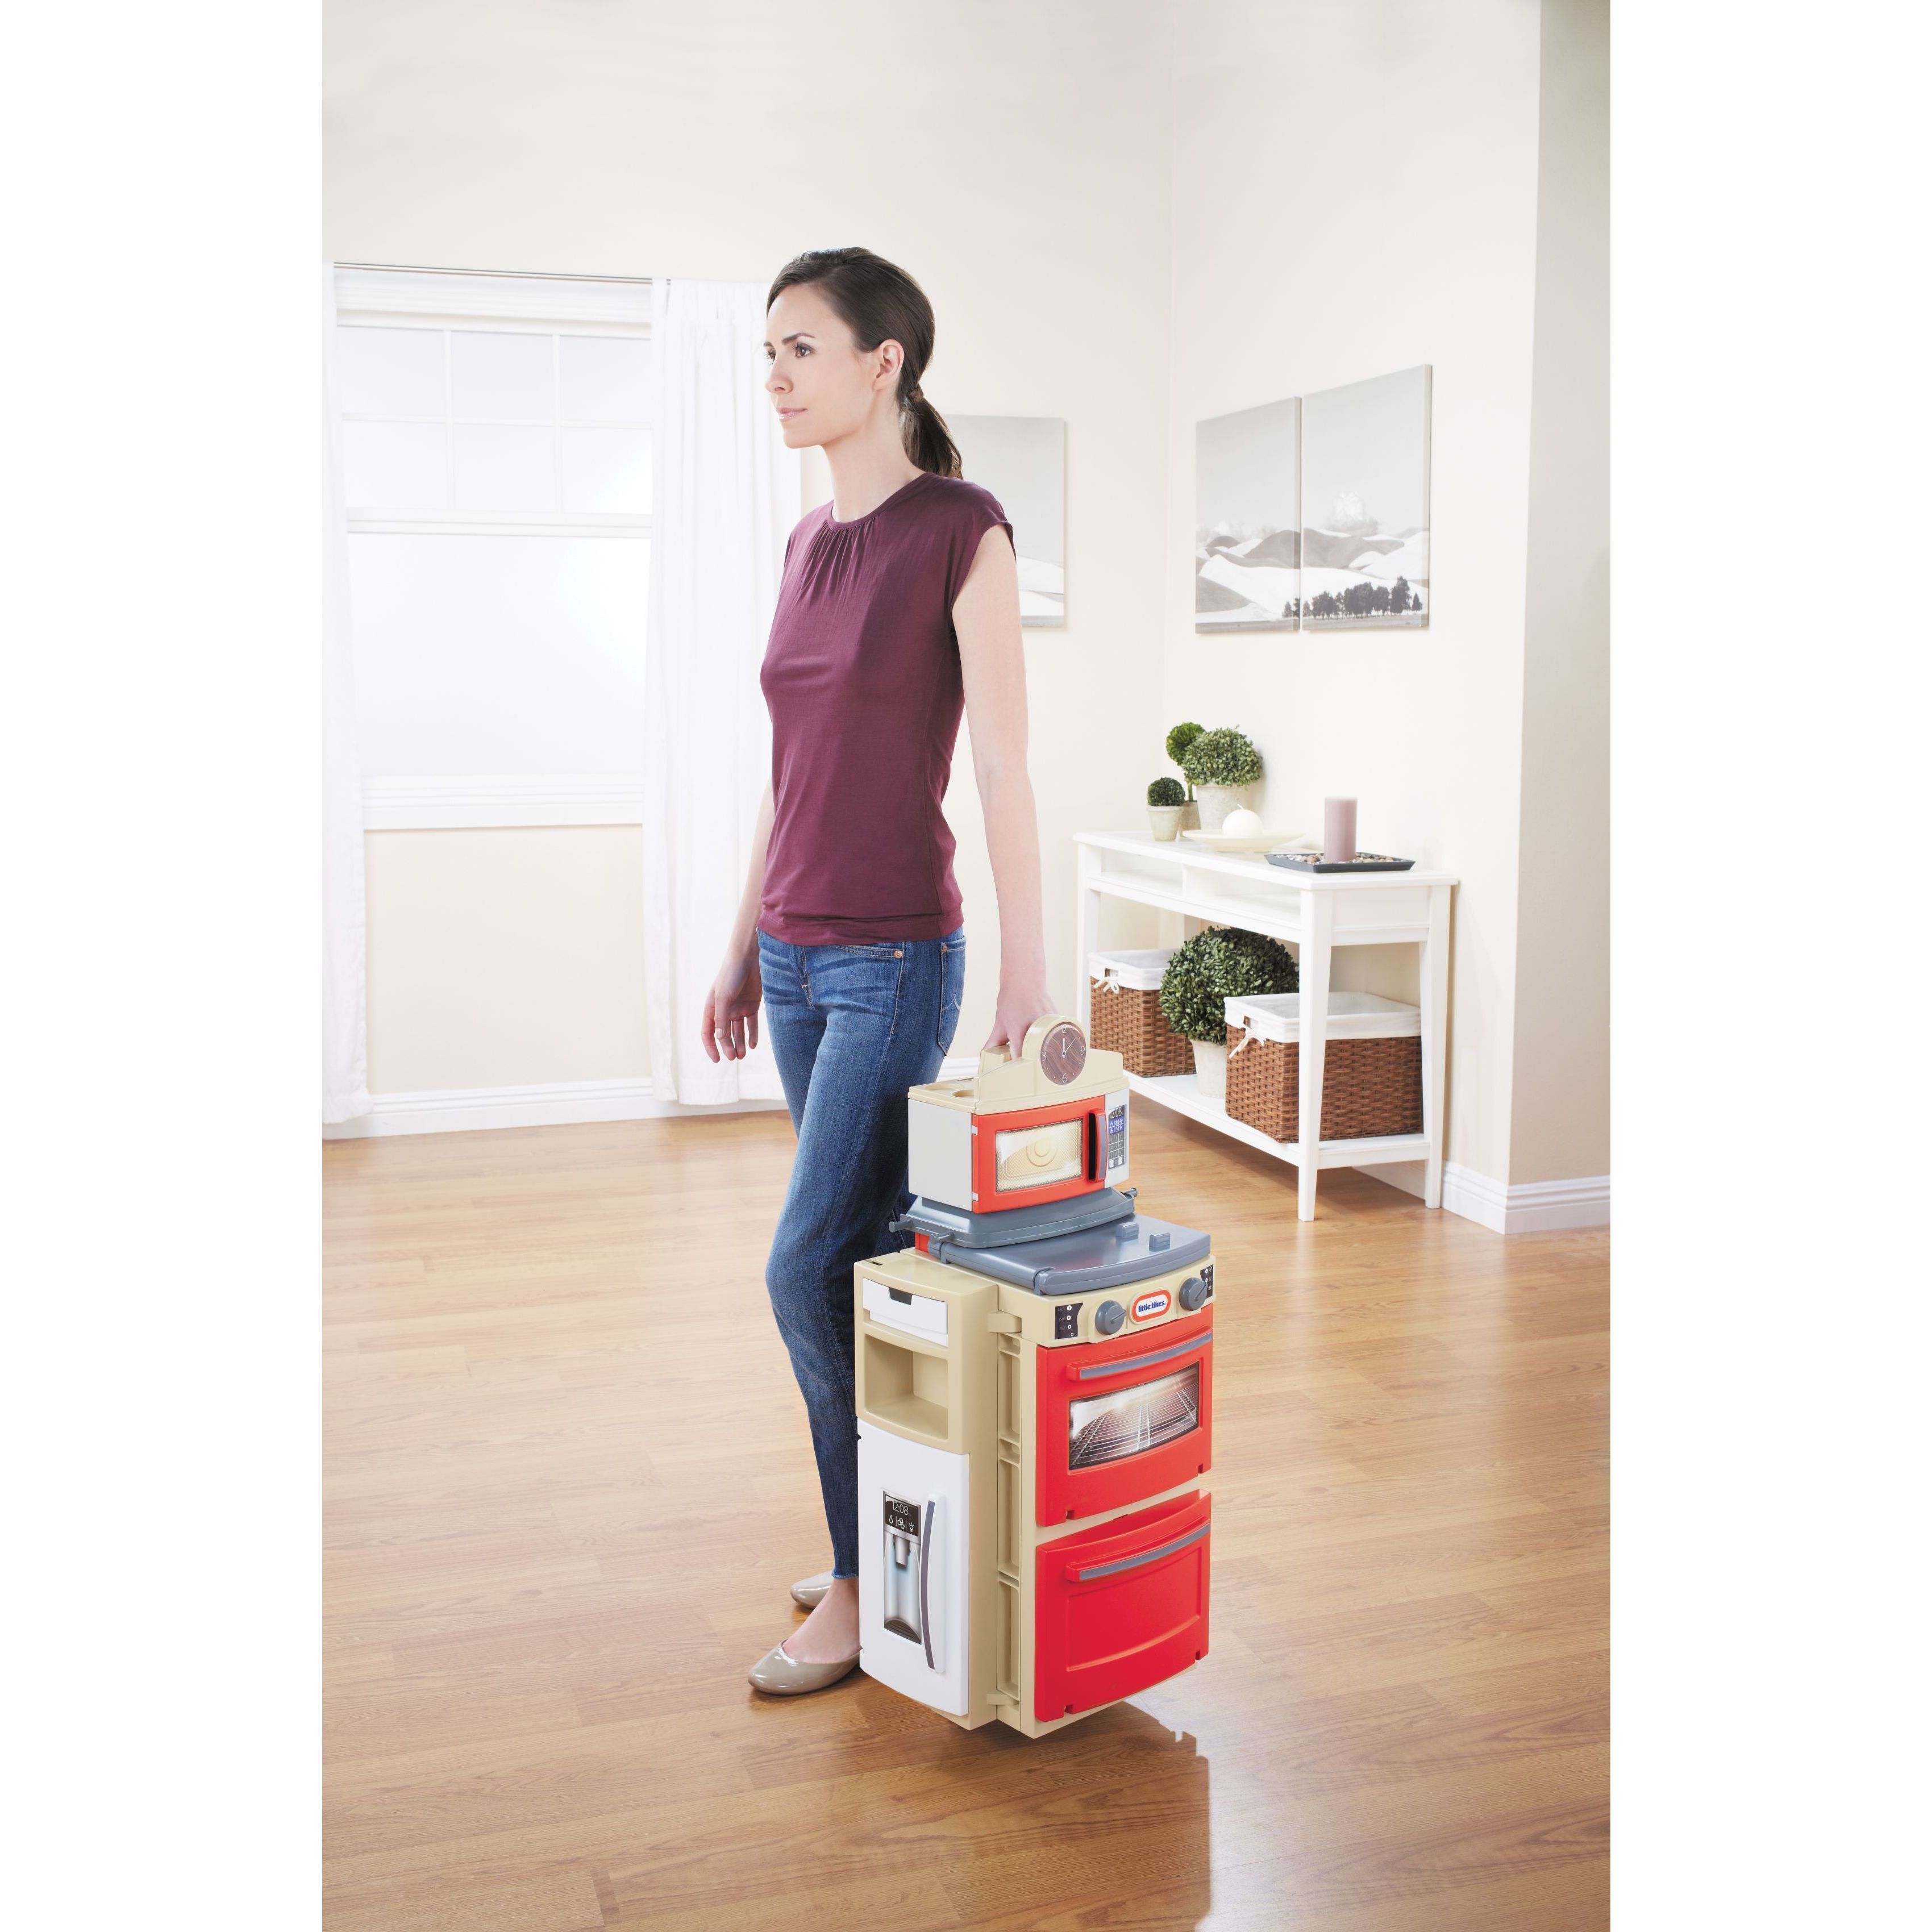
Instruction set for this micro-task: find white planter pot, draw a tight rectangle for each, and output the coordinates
[1192,1039,1228,1101]
[1180,798,1201,831]
[1194,783,1256,832]
[1147,805,1184,842]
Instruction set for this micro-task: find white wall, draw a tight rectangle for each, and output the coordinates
[327,0,1175,1092]
[1167,0,1546,1188]
[364,827,645,1092]
[1509,0,1610,1184]
[328,0,1608,1205]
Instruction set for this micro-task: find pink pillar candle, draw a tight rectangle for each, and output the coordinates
[1323,797,1358,863]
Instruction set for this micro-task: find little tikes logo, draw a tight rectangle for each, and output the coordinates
[1132,1290,1171,1321]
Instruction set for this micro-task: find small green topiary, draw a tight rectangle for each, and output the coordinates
[1147,776,1185,807]
[1158,926,1298,1045]
[1165,722,1204,798]
[1179,726,1263,789]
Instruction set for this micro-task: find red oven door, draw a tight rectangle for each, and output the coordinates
[1034,1489,1211,1719]
[971,1096,1108,1211]
[1035,1308,1213,1524]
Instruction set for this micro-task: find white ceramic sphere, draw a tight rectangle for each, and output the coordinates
[1220,807,1263,837]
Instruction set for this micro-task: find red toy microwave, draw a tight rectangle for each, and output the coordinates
[906,1017,1129,1217]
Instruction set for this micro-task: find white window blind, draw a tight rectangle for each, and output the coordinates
[334,268,653,823]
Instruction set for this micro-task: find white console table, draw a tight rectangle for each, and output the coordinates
[1074,832,1457,1221]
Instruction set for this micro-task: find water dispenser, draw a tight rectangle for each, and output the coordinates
[881,1492,930,1659]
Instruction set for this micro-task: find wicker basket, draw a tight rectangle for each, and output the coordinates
[1223,992,1422,1142]
[1088,950,1194,1077]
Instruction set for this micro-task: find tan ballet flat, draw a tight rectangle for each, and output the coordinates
[790,1569,835,1610]
[747,1638,860,1696]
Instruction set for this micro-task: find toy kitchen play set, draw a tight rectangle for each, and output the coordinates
[855,1016,1215,1738]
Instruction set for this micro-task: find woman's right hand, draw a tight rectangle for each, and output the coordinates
[701,943,763,1062]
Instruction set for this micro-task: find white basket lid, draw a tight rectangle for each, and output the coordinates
[1223,990,1420,1043]
[1088,948,1175,992]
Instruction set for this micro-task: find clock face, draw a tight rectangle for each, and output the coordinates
[1038,1021,1088,1085]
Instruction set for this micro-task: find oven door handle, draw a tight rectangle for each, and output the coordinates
[1074,1331,1211,1381]
[918,1497,936,1671]
[1068,1518,1210,1584]
[1085,1105,1100,1181]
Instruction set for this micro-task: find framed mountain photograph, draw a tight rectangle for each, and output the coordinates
[948,414,1065,626]
[1300,365,1432,630]
[1194,396,1301,630]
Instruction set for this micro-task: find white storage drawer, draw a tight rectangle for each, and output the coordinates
[862,1278,950,1343]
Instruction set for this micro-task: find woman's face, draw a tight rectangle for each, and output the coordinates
[764,282,902,449]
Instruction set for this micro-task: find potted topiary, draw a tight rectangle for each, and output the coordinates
[1147,777,1186,840]
[1158,925,1298,1099]
[1179,726,1264,832]
[1165,722,1204,829]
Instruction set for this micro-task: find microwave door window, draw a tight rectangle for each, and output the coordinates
[1067,1363,1201,1469]
[996,1119,1084,1192]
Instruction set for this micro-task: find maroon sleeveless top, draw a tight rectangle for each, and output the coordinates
[758,471,1012,945]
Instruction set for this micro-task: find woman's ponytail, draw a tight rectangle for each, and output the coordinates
[901,385,961,480]
[767,247,961,478]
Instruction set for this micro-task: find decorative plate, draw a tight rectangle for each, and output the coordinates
[1179,829,1313,855]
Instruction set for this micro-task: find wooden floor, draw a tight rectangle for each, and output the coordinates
[324,1101,1608,1931]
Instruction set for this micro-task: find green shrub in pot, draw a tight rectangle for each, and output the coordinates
[1162,722,1206,831]
[1164,722,1204,798]
[1158,926,1298,1046]
[1179,727,1263,790]
[1179,727,1264,832]
[1146,774,1186,842]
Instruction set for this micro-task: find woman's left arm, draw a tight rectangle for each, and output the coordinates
[954,523,1058,1055]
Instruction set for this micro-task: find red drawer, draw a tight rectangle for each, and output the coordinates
[1035,1308,1213,1524]
[1034,1490,1211,1720]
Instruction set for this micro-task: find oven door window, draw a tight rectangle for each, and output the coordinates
[1067,1362,1201,1469]
[995,1119,1084,1191]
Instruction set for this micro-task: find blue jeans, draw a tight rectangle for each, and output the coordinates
[757,923,967,1579]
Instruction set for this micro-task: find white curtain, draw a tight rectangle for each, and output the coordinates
[322,266,370,1124]
[642,281,800,1104]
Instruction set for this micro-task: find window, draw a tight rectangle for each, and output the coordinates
[334,268,653,824]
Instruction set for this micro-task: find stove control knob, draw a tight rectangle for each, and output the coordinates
[1093,1299,1126,1336]
[1178,1275,1208,1312]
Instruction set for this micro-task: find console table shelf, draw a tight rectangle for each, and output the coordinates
[1074,832,1457,1221]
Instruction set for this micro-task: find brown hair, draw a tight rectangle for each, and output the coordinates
[766,247,961,478]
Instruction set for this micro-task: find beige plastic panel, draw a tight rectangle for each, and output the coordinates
[906,1098,973,1206]
[907,1012,1127,1119]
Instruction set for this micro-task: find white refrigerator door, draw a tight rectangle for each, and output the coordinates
[857,1422,969,1716]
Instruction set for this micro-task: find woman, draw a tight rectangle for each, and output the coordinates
[699,247,1054,1696]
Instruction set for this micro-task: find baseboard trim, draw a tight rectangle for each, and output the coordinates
[327,1057,981,1141]
[322,1076,787,1139]
[1441,1161,1610,1235]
